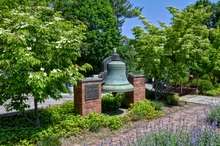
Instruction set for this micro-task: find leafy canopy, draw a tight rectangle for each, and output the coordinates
[0,6,91,111]
[132,5,216,87]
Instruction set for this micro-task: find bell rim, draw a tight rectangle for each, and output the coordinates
[103,84,134,93]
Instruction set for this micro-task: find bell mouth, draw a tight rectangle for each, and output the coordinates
[103,84,134,93]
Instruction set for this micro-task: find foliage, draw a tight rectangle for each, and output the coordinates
[109,0,141,28]
[194,0,220,28]
[101,93,122,113]
[205,85,220,96]
[208,106,220,126]
[146,90,179,106]
[132,4,220,95]
[0,102,123,145]
[0,6,91,117]
[165,93,180,106]
[150,101,164,111]
[53,0,121,74]
[127,100,163,121]
[135,129,220,146]
[37,136,61,146]
[0,0,139,74]
[191,79,214,93]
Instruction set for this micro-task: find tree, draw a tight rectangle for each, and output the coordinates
[109,0,141,29]
[53,0,121,74]
[132,5,213,96]
[194,0,220,28]
[0,6,91,126]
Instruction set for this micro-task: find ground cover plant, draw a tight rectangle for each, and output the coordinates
[0,102,122,146]
[0,99,162,145]
[127,100,163,121]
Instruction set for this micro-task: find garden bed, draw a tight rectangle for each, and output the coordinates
[0,99,162,146]
[61,102,202,145]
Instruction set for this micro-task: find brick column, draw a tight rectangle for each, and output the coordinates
[74,77,102,116]
[127,74,146,104]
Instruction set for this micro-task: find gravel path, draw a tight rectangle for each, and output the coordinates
[69,104,212,146]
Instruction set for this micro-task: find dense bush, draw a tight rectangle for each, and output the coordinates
[208,106,220,126]
[165,93,180,106]
[150,101,164,111]
[146,90,179,106]
[205,85,220,96]
[0,102,123,145]
[101,93,122,112]
[191,79,214,93]
[127,100,163,121]
[135,129,220,146]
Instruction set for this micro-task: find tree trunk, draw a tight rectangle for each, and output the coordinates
[180,84,183,95]
[154,80,159,100]
[34,98,40,127]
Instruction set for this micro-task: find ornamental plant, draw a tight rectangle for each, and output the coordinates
[128,100,163,121]
[0,6,91,126]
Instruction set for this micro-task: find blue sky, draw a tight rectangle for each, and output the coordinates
[122,0,219,38]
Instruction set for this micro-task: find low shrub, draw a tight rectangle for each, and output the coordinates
[127,100,163,121]
[37,136,61,146]
[101,93,122,112]
[165,93,180,106]
[191,79,214,93]
[146,90,180,106]
[208,106,220,126]
[205,85,220,96]
[0,101,123,145]
[150,101,164,111]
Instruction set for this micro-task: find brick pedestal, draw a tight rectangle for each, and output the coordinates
[74,77,102,116]
[127,74,146,105]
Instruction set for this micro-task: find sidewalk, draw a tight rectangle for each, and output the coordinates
[180,95,220,105]
[0,93,73,116]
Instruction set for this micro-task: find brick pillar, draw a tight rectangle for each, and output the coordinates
[127,74,146,105]
[74,77,102,116]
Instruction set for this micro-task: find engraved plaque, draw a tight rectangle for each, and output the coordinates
[85,84,99,100]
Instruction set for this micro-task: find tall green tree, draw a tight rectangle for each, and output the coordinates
[194,0,220,28]
[132,5,213,96]
[0,6,90,126]
[53,0,121,74]
[110,0,141,29]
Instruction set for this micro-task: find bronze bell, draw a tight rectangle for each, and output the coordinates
[102,49,133,93]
